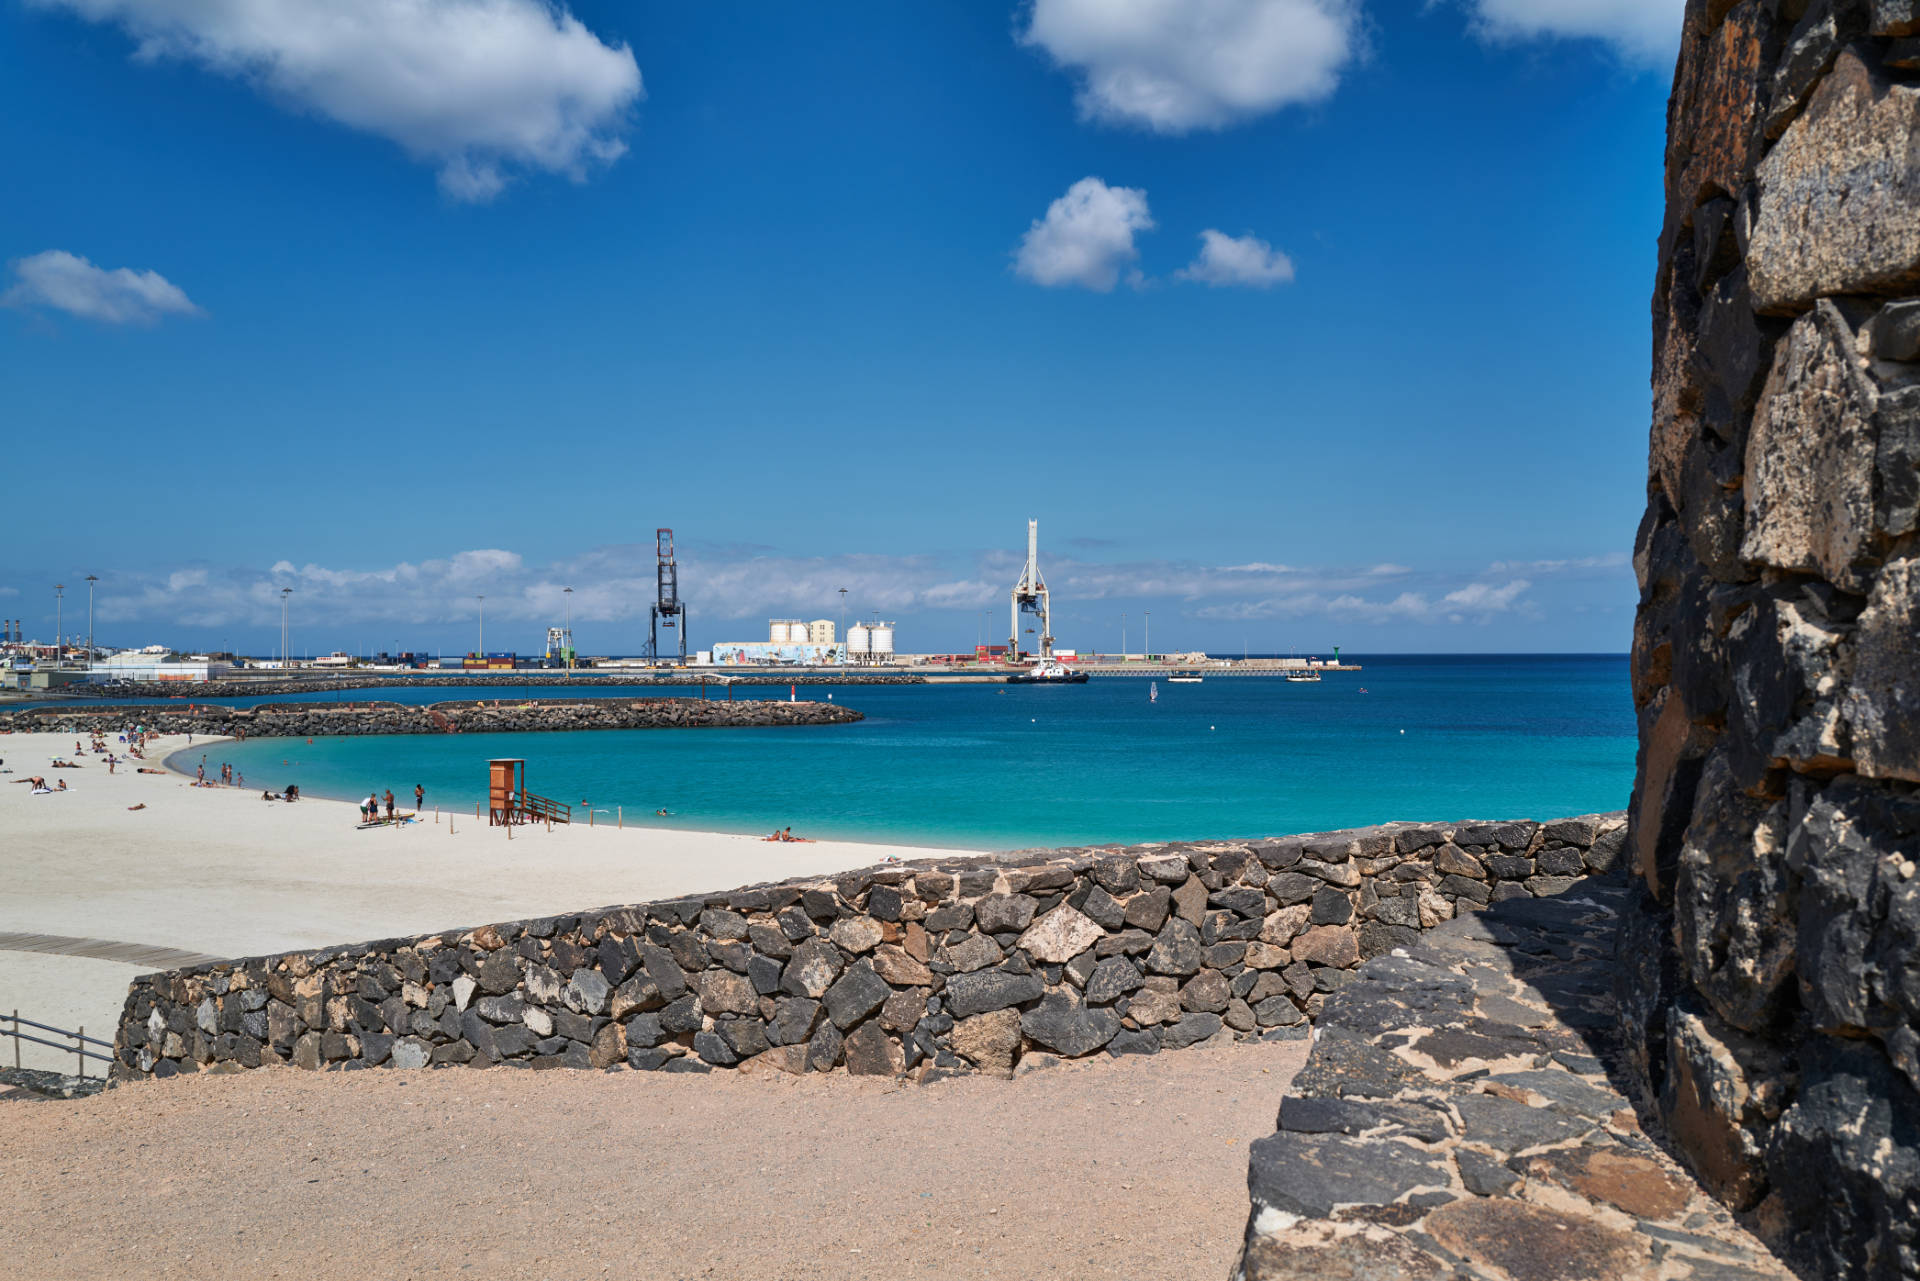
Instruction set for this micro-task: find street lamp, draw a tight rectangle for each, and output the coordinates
[85,574,98,661]
[837,587,847,646]
[476,595,485,655]
[1122,613,1127,659]
[563,586,573,675]
[1144,610,1150,662]
[280,588,292,667]
[53,584,64,660]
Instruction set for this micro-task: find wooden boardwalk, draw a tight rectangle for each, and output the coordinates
[0,932,223,970]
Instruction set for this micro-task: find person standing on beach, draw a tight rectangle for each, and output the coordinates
[414,783,424,811]
[384,789,395,820]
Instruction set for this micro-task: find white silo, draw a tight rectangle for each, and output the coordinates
[871,623,895,655]
[847,623,872,657]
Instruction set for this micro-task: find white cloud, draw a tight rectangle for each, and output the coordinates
[1014,177,1155,291]
[1485,552,1628,575]
[1195,578,1535,624]
[1176,229,1295,287]
[1465,0,1682,65]
[2,250,202,324]
[1018,0,1360,133]
[37,0,643,201]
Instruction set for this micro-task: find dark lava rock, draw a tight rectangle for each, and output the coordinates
[1020,993,1121,1057]
[1146,918,1203,976]
[1452,1093,1593,1153]
[1248,1130,1450,1219]
[1084,956,1144,1006]
[1161,1012,1223,1049]
[823,963,892,1030]
[943,969,1044,1018]
[1457,1147,1523,1197]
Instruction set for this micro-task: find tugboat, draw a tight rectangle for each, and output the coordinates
[1167,670,1203,684]
[1285,669,1322,683]
[1006,658,1088,685]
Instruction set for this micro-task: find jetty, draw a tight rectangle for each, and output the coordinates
[0,697,862,738]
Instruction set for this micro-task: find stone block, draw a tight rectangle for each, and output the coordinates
[1751,50,1920,312]
[1017,905,1105,963]
[973,893,1038,934]
[1021,993,1120,1057]
[950,1008,1022,1074]
[1846,556,1920,782]
[942,969,1044,1018]
[1290,925,1360,969]
[823,963,892,1030]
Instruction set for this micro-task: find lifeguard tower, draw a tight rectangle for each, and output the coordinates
[488,759,571,827]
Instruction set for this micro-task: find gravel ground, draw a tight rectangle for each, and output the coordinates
[3,1038,1307,1280]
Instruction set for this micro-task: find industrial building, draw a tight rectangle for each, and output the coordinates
[846,621,895,662]
[86,651,235,682]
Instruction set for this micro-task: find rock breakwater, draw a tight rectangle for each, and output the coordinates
[0,697,862,739]
[50,673,925,700]
[111,814,1622,1083]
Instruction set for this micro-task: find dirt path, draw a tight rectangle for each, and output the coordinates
[2,1039,1306,1279]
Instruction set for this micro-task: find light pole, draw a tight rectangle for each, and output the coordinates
[1122,613,1127,659]
[476,596,485,655]
[280,588,292,667]
[85,574,98,661]
[1144,610,1150,662]
[53,584,64,660]
[563,586,573,675]
[837,587,847,646]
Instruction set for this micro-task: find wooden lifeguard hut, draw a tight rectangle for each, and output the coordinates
[488,758,570,827]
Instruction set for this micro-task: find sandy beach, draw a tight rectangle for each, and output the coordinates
[0,730,982,1069]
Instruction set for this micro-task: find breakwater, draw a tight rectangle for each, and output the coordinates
[111,814,1622,1082]
[45,673,927,700]
[0,697,862,738]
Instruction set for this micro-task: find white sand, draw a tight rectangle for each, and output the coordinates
[0,730,982,1059]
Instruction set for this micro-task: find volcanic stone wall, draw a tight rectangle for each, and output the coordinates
[1628,4,1920,1277]
[113,815,1621,1083]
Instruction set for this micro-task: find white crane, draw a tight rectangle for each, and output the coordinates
[1009,519,1053,660]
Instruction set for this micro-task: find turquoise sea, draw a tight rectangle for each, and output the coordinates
[154,655,1633,850]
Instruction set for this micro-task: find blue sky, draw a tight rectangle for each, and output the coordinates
[1,0,1677,657]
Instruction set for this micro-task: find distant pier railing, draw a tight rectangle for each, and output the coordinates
[7,1011,113,1079]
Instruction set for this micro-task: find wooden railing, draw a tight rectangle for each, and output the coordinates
[517,790,570,825]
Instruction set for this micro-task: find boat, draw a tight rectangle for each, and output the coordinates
[1006,658,1088,685]
[1167,670,1203,684]
[1286,669,1321,683]
[1149,681,1158,703]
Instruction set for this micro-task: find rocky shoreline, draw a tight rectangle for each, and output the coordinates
[0,697,863,738]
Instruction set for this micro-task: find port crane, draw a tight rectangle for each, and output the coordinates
[1009,519,1053,660]
[646,527,687,665]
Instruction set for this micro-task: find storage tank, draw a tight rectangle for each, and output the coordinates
[847,623,872,656]
[773,619,806,644]
[871,623,895,655]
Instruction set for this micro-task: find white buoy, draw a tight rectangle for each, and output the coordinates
[1400,729,1406,734]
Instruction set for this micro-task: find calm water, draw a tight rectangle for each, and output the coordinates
[150,655,1633,849]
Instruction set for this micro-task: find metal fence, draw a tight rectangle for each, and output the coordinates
[6,1010,113,1079]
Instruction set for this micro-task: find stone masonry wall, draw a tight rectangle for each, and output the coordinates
[113,815,1621,1084]
[1629,3,1920,1278]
